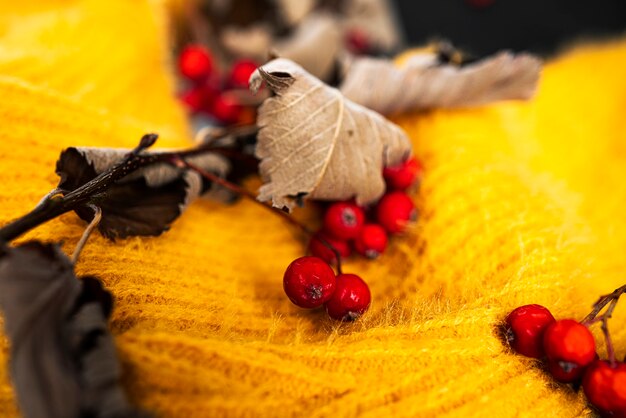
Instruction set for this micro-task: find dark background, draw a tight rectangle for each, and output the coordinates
[394,0,626,57]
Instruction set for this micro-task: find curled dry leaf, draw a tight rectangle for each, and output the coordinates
[0,241,141,418]
[272,13,342,82]
[340,50,542,115]
[250,58,411,211]
[56,147,230,239]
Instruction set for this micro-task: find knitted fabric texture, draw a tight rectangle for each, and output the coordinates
[2,1,626,417]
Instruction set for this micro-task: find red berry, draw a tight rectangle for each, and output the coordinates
[354,224,388,259]
[229,59,258,88]
[376,192,416,234]
[211,94,242,124]
[543,319,596,368]
[504,304,556,358]
[323,202,365,240]
[180,84,218,113]
[325,273,371,321]
[583,360,626,415]
[178,45,214,82]
[308,232,351,264]
[383,157,423,190]
[180,87,206,113]
[283,256,336,309]
[546,359,586,383]
[345,28,371,54]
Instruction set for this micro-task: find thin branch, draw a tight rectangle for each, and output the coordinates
[174,157,344,274]
[33,188,63,211]
[194,123,259,146]
[0,130,346,274]
[0,134,161,243]
[582,284,626,367]
[71,205,102,264]
[582,284,626,323]
[0,132,246,243]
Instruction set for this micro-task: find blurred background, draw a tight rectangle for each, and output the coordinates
[170,0,626,130]
[395,0,626,56]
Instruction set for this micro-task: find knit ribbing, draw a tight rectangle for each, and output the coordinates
[1,2,626,417]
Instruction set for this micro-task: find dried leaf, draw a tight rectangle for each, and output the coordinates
[340,50,542,114]
[220,24,272,60]
[272,0,316,27]
[56,147,230,239]
[272,13,342,82]
[342,0,403,52]
[250,58,411,210]
[0,242,141,418]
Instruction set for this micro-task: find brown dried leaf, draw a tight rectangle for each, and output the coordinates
[340,51,542,115]
[272,13,342,82]
[0,242,141,418]
[56,148,230,239]
[250,58,411,211]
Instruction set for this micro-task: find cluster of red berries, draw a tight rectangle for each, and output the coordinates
[309,157,422,263]
[505,304,626,416]
[283,157,422,321]
[177,44,258,125]
[283,256,371,321]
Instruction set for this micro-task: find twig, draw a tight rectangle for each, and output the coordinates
[71,205,102,264]
[0,134,160,242]
[174,157,344,274]
[0,131,345,273]
[33,188,63,211]
[194,124,259,148]
[0,132,248,243]
[582,284,626,367]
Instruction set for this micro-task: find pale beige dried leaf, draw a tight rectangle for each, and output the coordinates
[250,58,411,211]
[340,51,542,115]
[220,24,272,60]
[273,13,342,82]
[342,0,403,52]
[272,0,315,27]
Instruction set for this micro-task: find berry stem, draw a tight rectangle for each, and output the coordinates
[194,124,259,148]
[175,158,344,274]
[71,205,102,264]
[582,284,626,367]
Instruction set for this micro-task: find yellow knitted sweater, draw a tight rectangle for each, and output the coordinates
[2,1,626,417]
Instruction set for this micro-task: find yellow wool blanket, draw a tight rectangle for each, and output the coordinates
[2,1,626,417]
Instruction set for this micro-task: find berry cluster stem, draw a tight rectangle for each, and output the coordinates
[582,284,626,367]
[175,158,343,274]
[71,205,102,264]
